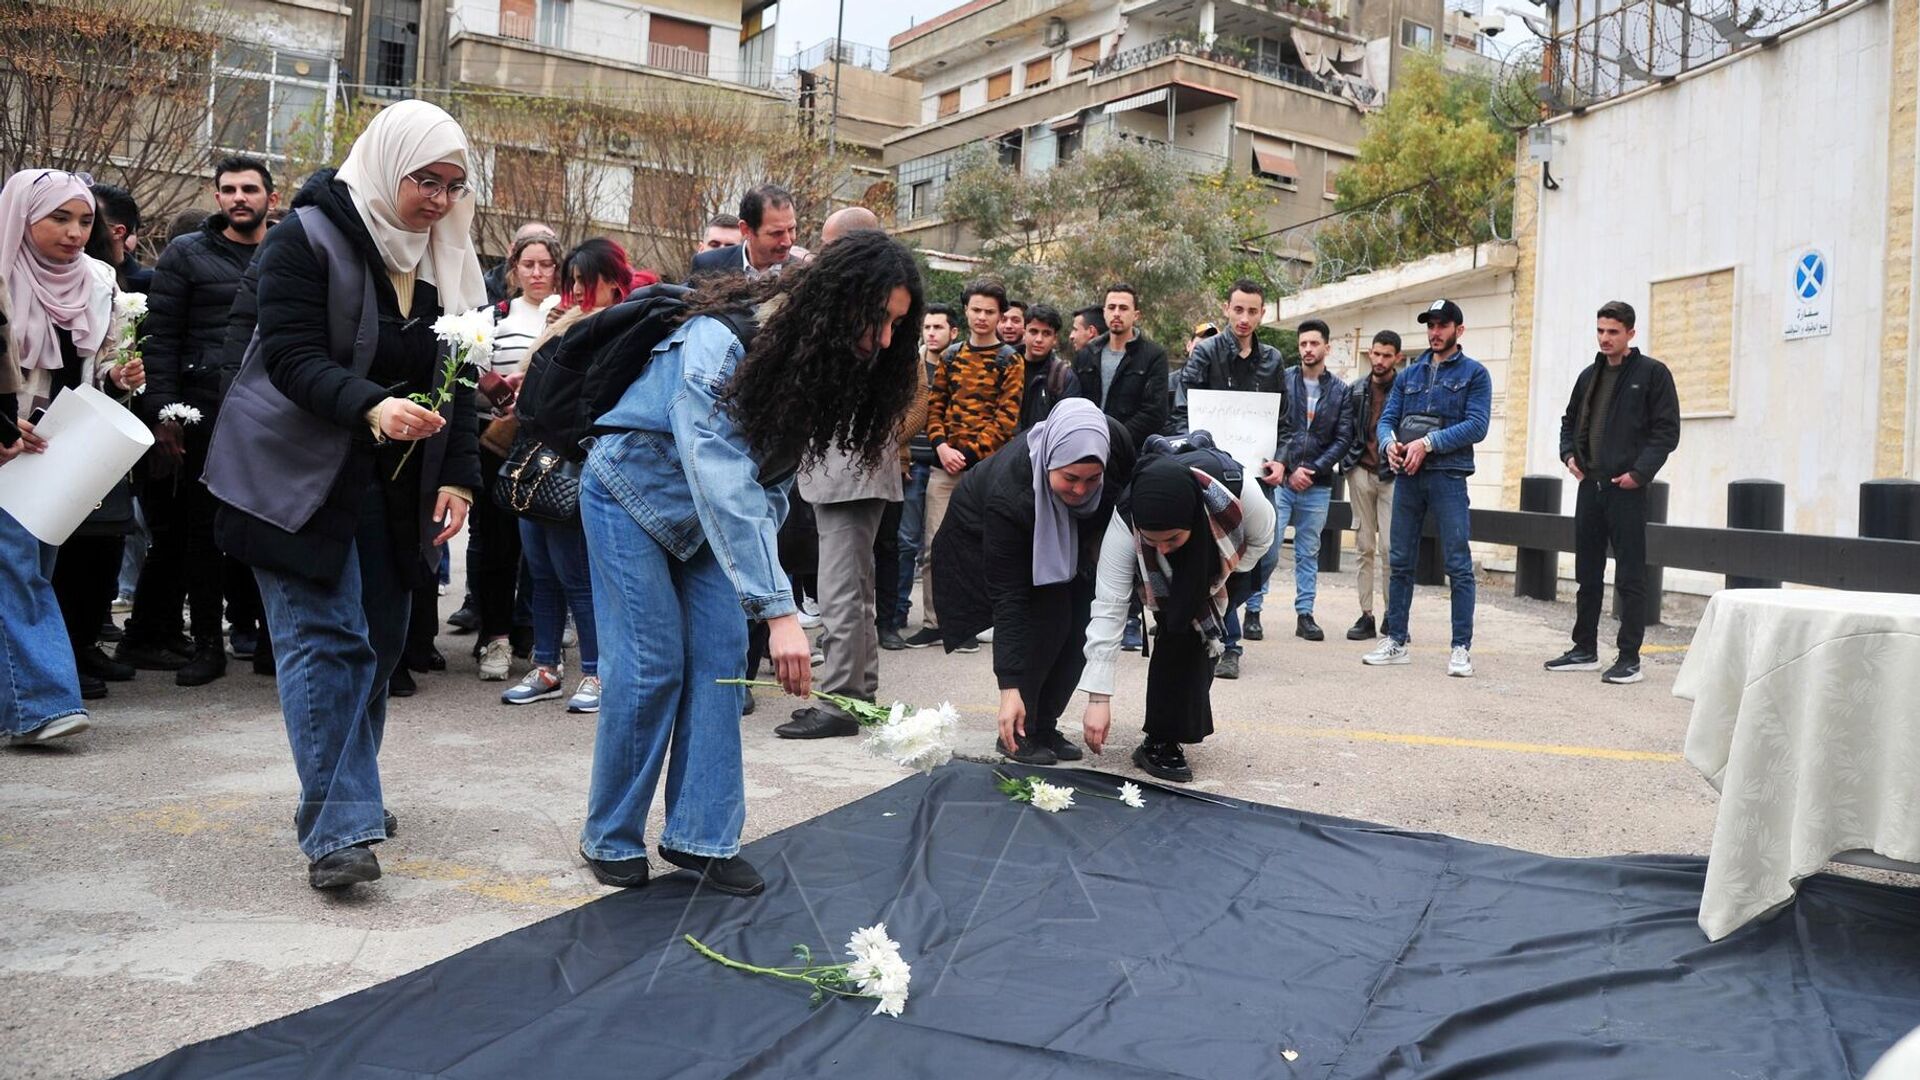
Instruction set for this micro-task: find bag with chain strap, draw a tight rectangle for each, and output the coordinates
[493,428,580,525]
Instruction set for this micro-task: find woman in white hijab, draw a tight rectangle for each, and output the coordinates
[206,100,485,890]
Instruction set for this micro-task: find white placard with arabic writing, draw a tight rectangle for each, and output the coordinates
[1186,389,1281,471]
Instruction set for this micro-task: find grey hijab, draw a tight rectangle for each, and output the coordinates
[1026,398,1110,586]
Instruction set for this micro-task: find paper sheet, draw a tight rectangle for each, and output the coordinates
[0,383,154,545]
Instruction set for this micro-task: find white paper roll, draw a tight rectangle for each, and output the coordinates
[0,383,155,545]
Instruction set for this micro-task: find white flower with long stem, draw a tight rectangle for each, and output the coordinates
[391,311,496,478]
[995,772,1147,812]
[111,291,149,399]
[685,923,913,1017]
[718,680,956,773]
[1118,782,1146,809]
[156,403,203,427]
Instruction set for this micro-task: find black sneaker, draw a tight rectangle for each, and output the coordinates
[1132,741,1192,783]
[76,646,135,682]
[902,627,943,649]
[656,845,765,896]
[775,707,861,739]
[79,673,108,701]
[1002,733,1057,766]
[388,668,417,697]
[581,848,650,889]
[1296,614,1325,641]
[115,639,189,672]
[309,844,380,889]
[1214,651,1241,680]
[1602,657,1644,684]
[878,626,908,651]
[1041,730,1083,762]
[1347,614,1377,640]
[1243,612,1264,641]
[176,643,227,687]
[954,636,981,654]
[97,620,124,643]
[229,626,258,660]
[1544,648,1602,672]
[446,604,478,634]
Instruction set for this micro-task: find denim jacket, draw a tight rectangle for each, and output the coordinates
[1375,348,1492,477]
[586,316,795,619]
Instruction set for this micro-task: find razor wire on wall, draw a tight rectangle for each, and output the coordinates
[1490,0,1858,126]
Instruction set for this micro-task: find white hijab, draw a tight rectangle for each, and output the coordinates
[336,100,486,313]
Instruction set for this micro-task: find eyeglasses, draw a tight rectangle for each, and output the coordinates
[404,172,472,202]
[31,169,95,188]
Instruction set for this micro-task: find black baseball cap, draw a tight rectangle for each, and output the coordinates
[1417,299,1465,325]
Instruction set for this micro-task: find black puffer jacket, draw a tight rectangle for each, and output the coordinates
[141,213,259,420]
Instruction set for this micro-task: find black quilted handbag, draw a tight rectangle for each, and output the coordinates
[493,429,581,525]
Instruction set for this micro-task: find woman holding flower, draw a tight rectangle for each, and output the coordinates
[577,230,922,897]
[930,398,1136,766]
[0,169,144,742]
[204,100,483,889]
[1077,443,1275,783]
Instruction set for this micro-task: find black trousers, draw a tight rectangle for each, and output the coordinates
[1571,479,1649,660]
[472,449,523,640]
[126,423,224,646]
[1016,580,1092,740]
[872,499,902,629]
[1143,571,1252,745]
[53,535,122,655]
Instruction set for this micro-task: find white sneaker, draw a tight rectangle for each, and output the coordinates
[797,610,823,630]
[566,676,601,714]
[502,666,563,704]
[1362,639,1410,666]
[977,627,995,643]
[478,638,513,681]
[1448,646,1474,678]
[9,714,91,745]
[111,595,133,614]
[561,618,578,650]
[810,646,825,667]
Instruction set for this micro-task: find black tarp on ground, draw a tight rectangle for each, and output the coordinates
[125,761,1920,1079]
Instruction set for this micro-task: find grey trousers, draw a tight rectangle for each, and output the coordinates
[814,498,888,717]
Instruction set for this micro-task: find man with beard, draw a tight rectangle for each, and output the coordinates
[123,155,281,685]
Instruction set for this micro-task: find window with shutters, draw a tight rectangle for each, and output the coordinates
[1069,40,1101,74]
[649,14,710,77]
[1025,56,1051,90]
[1251,136,1298,188]
[986,69,1012,101]
[937,88,960,117]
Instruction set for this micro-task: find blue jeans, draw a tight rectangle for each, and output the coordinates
[1383,470,1475,649]
[1,507,85,736]
[519,518,597,675]
[580,469,748,861]
[1275,484,1332,615]
[1223,486,1282,654]
[892,462,929,629]
[253,489,407,860]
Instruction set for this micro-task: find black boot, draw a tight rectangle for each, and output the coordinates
[1296,614,1325,642]
[79,673,108,701]
[389,668,417,698]
[76,646,136,682]
[1132,740,1193,783]
[176,642,227,687]
[1346,613,1377,640]
[115,637,189,671]
[309,844,381,889]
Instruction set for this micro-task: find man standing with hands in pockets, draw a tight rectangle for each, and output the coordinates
[1545,300,1679,685]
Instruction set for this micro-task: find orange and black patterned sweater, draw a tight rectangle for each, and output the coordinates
[927,339,1025,467]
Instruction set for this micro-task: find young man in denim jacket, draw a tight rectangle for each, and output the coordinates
[1362,299,1491,678]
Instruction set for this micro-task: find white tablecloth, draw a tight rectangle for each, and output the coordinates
[1675,589,1920,940]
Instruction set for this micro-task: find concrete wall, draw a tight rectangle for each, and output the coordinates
[916,8,1119,121]
[1524,3,1904,593]
[230,0,351,54]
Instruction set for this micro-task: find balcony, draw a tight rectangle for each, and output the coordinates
[647,42,710,78]
[1097,36,1325,94]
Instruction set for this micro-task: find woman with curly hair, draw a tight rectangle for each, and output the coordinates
[578,229,922,896]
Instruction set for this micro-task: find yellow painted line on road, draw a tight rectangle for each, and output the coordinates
[1278,726,1683,763]
[1639,644,1689,655]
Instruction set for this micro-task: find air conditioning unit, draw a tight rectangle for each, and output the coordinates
[1043,18,1068,47]
[606,130,636,158]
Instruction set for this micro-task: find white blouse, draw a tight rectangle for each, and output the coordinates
[487,295,549,373]
[1078,469,1277,698]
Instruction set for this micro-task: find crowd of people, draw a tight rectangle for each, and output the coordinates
[0,100,1680,897]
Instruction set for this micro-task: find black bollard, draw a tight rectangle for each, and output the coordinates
[1514,474,1562,601]
[1726,479,1785,589]
[1319,473,1345,574]
[1615,480,1667,625]
[1859,478,1920,541]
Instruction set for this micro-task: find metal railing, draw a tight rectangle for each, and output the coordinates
[789,37,889,73]
[498,10,534,41]
[1084,120,1229,175]
[1092,36,1333,94]
[647,42,710,78]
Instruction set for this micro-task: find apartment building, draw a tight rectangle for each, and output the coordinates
[883,0,1447,254]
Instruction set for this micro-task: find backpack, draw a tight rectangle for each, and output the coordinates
[521,283,758,462]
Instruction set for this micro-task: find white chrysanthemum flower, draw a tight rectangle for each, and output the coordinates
[156,403,203,426]
[873,987,908,1017]
[114,292,148,320]
[1119,782,1145,809]
[1030,781,1074,813]
[846,924,895,963]
[863,702,957,774]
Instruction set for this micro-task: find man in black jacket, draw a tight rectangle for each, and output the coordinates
[1546,300,1680,685]
[1071,282,1168,450]
[120,155,279,686]
[1257,319,1353,644]
[1336,330,1402,640]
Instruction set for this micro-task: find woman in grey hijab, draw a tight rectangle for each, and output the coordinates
[931,398,1136,765]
